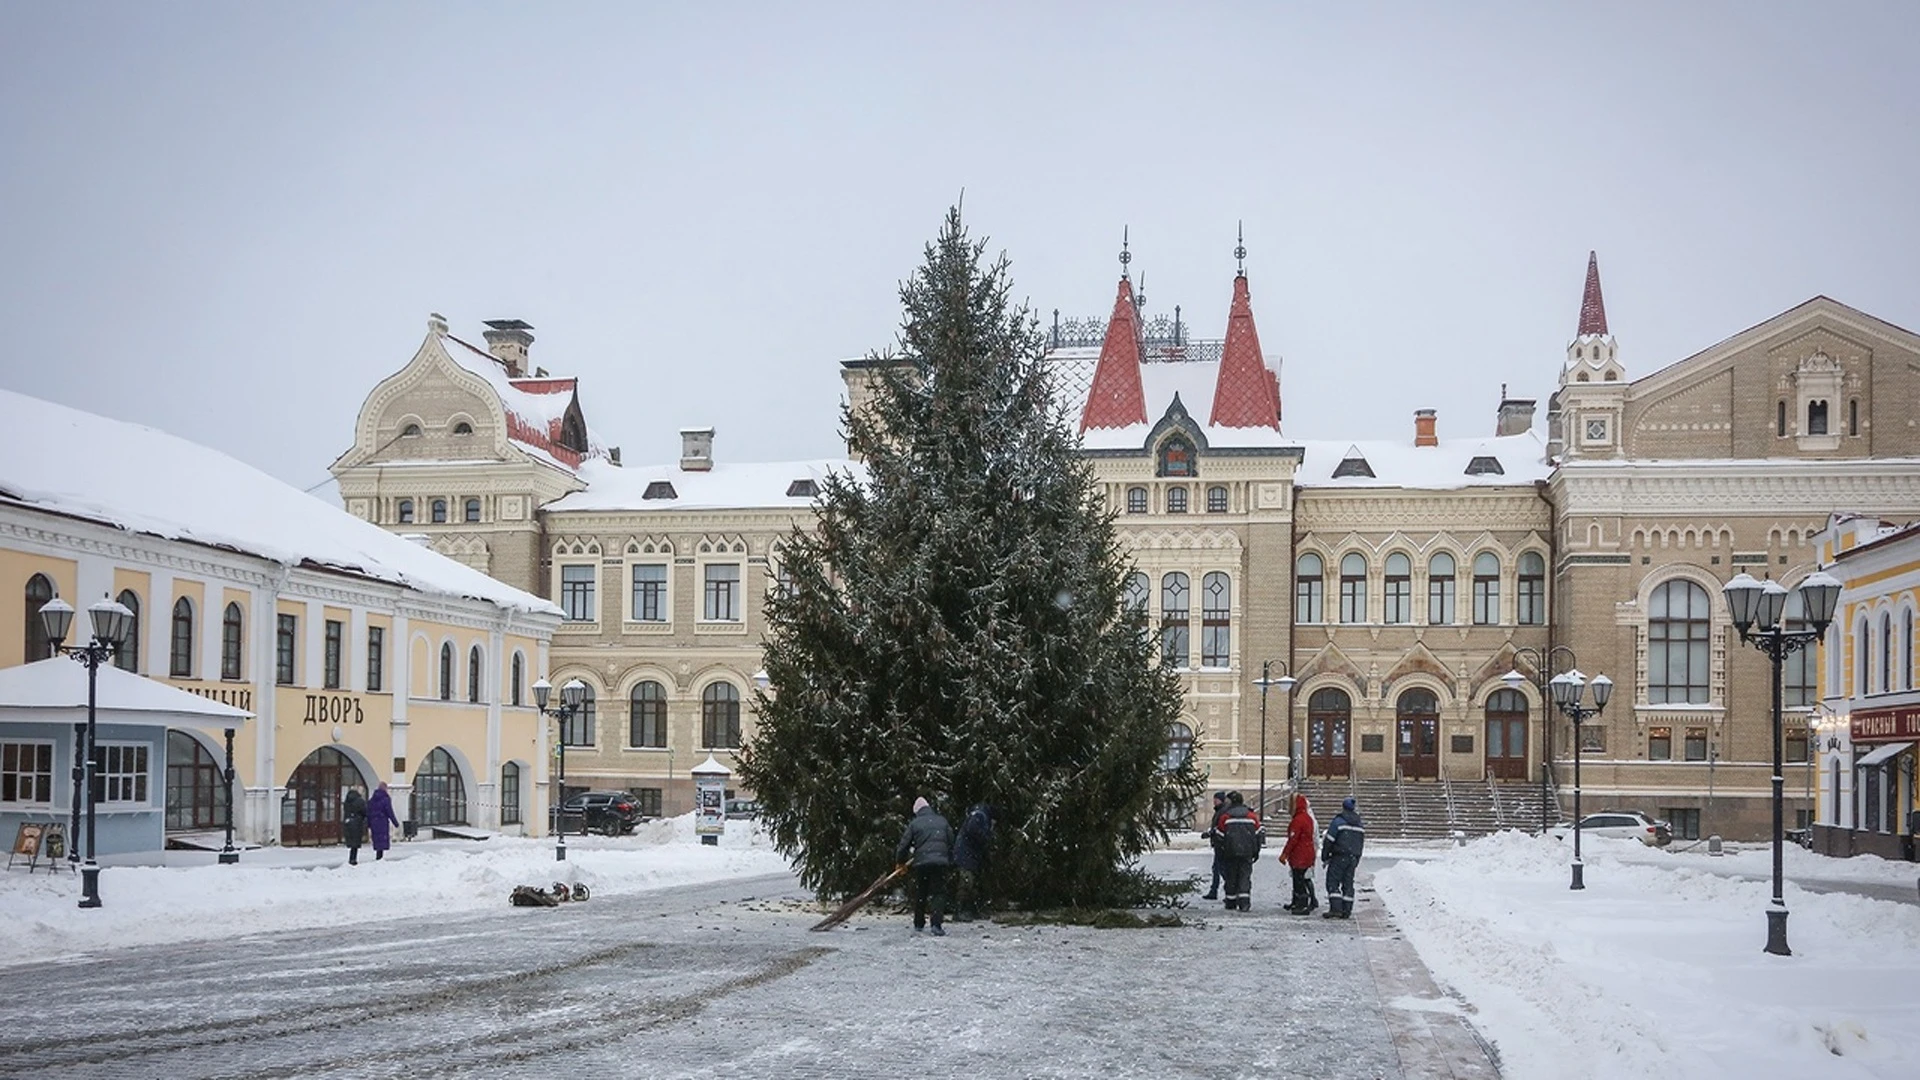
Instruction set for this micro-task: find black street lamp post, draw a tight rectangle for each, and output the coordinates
[1503,646,1578,833]
[1549,670,1611,891]
[1252,661,1298,818]
[1722,570,1841,957]
[531,677,589,862]
[219,727,240,865]
[39,594,135,909]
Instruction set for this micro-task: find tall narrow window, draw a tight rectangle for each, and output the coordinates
[464,498,481,523]
[1382,553,1411,625]
[1517,552,1546,625]
[500,762,522,826]
[468,644,483,703]
[439,642,453,701]
[1648,580,1710,704]
[169,597,194,678]
[563,686,595,746]
[1472,553,1501,625]
[115,590,141,672]
[1807,400,1828,435]
[367,626,384,693]
[221,602,243,680]
[323,619,343,690]
[1849,398,1859,437]
[1783,592,1815,707]
[24,574,55,663]
[1428,553,1456,625]
[703,563,741,621]
[1200,572,1230,668]
[631,563,668,622]
[701,682,741,748]
[1858,617,1871,695]
[1160,573,1190,668]
[275,614,297,685]
[1904,610,1914,691]
[1338,553,1367,624]
[1881,613,1894,696]
[1124,572,1149,614]
[1776,401,1786,437]
[1295,554,1324,623]
[510,652,523,706]
[630,680,667,747]
[560,565,595,622]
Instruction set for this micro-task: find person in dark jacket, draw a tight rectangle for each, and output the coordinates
[951,803,994,922]
[1211,791,1263,911]
[1322,796,1365,919]
[366,782,401,861]
[895,796,953,935]
[1200,791,1227,900]
[1278,792,1318,914]
[341,786,368,866]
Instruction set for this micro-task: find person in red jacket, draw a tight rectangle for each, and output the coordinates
[1279,793,1319,915]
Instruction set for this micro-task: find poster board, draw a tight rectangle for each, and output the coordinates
[8,821,69,873]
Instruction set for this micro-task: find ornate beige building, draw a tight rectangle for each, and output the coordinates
[335,252,1920,840]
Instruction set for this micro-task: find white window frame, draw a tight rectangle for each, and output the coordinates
[700,560,744,626]
[93,741,151,807]
[1,740,55,808]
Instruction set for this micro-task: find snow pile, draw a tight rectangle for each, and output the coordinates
[1374,832,1920,1079]
[0,815,788,968]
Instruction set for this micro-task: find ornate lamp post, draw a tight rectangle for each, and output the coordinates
[1252,660,1297,818]
[39,594,135,909]
[1502,645,1578,832]
[531,677,588,862]
[1722,570,1841,957]
[1548,669,1611,891]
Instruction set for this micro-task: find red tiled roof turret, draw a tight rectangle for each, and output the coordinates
[1577,251,1609,337]
[1079,277,1149,432]
[1208,274,1281,430]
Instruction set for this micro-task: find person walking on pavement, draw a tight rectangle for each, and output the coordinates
[896,796,953,935]
[1279,792,1318,914]
[366,781,401,861]
[951,803,994,922]
[341,786,368,866]
[1322,795,1365,919]
[1213,791,1264,911]
[1201,791,1227,900]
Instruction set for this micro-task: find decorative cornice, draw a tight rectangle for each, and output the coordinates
[1555,463,1920,516]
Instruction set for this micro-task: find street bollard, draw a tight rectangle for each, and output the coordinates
[1708,834,1723,856]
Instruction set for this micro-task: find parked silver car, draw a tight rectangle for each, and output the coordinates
[1550,811,1672,847]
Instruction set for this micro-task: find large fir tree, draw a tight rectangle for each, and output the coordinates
[736,207,1202,909]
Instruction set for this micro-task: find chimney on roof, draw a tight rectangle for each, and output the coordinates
[481,319,535,377]
[1496,385,1537,437]
[1414,409,1438,447]
[680,428,714,472]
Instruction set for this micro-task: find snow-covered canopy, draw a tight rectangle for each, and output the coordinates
[0,389,560,615]
[548,458,863,513]
[0,659,251,728]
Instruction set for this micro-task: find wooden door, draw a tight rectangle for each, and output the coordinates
[1396,688,1440,779]
[1485,689,1529,780]
[1307,687,1352,779]
[282,747,366,846]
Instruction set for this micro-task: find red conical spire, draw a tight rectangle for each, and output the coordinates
[1209,274,1281,430]
[1577,250,1609,337]
[1079,276,1149,432]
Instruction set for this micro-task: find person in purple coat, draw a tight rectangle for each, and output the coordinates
[366,782,401,860]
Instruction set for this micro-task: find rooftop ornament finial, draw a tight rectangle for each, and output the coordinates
[1119,225,1132,280]
[1136,271,1147,313]
[1235,220,1247,278]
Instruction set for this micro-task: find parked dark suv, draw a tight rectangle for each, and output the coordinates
[551,791,644,836]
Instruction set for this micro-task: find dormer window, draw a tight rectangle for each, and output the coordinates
[453,421,473,435]
[1156,435,1196,478]
[785,479,818,498]
[1465,455,1504,476]
[1332,453,1375,479]
[401,423,422,437]
[643,480,678,500]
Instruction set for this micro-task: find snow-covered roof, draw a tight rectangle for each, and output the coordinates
[546,457,864,513]
[0,389,561,616]
[1048,348,1294,451]
[1295,432,1549,490]
[0,659,252,727]
[438,333,609,471]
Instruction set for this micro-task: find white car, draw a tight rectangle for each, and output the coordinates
[1550,811,1672,847]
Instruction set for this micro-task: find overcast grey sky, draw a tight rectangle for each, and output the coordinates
[3,3,1916,490]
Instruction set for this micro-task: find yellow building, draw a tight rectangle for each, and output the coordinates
[1,388,561,853]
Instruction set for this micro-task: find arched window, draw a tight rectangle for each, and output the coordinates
[702,683,741,748]
[1905,610,1915,691]
[115,590,142,672]
[1206,486,1228,513]
[439,643,453,701]
[1472,553,1501,625]
[221,602,243,680]
[1517,552,1546,625]
[1881,613,1894,696]
[414,747,467,826]
[397,499,414,524]
[1125,487,1147,514]
[1783,591,1815,707]
[510,652,524,707]
[1849,399,1859,437]
[500,762,522,825]
[165,730,228,830]
[630,680,667,747]
[1160,573,1190,668]
[1166,487,1189,514]
[1648,580,1711,704]
[1428,553,1457,625]
[1156,435,1196,477]
[169,597,195,678]
[1200,572,1230,667]
[562,684,596,746]
[1338,554,1367,624]
[24,574,55,663]
[431,499,448,524]
[1162,722,1194,771]
[401,423,422,437]
[453,421,474,435]
[1777,401,1787,437]
[468,645,483,703]
[1858,617,1872,695]
[1383,553,1411,624]
[1124,572,1149,614]
[464,498,481,523]
[1295,554,1324,623]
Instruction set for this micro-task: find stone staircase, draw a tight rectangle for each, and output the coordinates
[1294,775,1559,842]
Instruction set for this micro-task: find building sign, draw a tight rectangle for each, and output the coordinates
[175,683,253,711]
[1852,704,1920,742]
[304,694,366,724]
